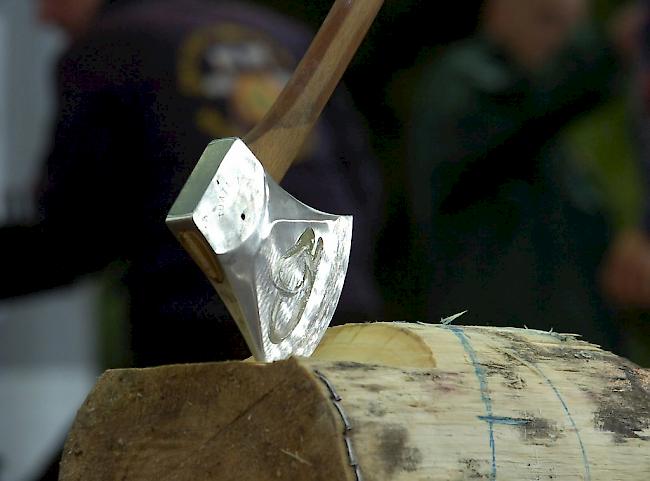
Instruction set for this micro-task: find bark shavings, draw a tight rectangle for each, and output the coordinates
[459,458,489,479]
[517,412,564,445]
[377,424,422,475]
[594,366,650,443]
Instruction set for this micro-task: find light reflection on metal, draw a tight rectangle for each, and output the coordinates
[270,227,324,344]
[166,138,352,361]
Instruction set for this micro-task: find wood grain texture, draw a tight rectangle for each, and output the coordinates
[244,0,384,182]
[59,359,353,481]
[60,323,650,481]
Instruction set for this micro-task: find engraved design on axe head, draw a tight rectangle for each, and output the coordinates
[166,138,352,361]
[270,227,324,344]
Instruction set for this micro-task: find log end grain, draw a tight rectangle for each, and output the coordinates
[60,359,353,481]
[313,322,436,368]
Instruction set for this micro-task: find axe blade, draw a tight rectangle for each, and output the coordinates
[167,138,352,361]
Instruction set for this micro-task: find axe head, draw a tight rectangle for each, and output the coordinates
[166,138,352,362]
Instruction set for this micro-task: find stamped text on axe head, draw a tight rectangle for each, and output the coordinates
[166,138,352,361]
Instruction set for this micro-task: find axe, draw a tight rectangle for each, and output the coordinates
[167,0,384,361]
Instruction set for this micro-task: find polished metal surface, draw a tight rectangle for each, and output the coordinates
[167,138,352,361]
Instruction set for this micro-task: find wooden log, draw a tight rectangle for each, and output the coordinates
[60,323,650,481]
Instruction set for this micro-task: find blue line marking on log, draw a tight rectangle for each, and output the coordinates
[448,326,497,480]
[528,362,591,481]
[478,415,530,426]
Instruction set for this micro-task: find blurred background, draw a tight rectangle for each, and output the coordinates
[0,2,101,481]
[1,0,649,480]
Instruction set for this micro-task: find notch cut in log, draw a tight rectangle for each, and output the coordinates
[60,323,650,481]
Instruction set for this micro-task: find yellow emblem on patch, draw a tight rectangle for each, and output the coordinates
[230,72,285,126]
[176,22,316,161]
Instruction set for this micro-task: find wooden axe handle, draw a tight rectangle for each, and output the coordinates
[244,0,383,182]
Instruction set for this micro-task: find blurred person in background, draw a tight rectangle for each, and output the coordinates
[0,0,384,369]
[594,0,650,364]
[408,0,644,351]
[602,0,650,311]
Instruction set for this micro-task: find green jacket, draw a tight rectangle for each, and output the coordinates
[409,31,619,347]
